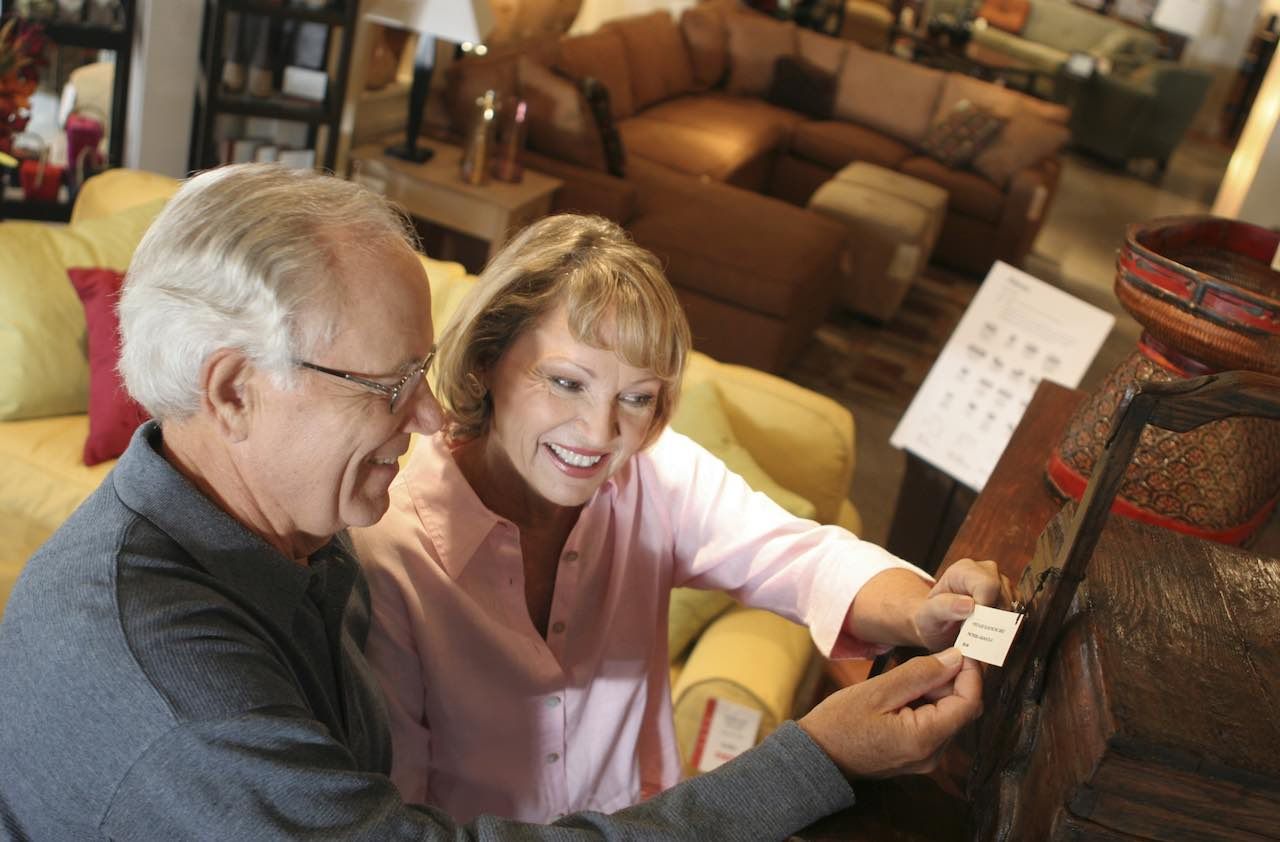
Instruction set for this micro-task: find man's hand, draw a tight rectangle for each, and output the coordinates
[911,558,1007,652]
[797,649,982,780]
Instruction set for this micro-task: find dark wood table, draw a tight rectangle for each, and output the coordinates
[798,380,1087,840]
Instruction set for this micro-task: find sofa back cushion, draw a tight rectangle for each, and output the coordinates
[933,73,1068,126]
[972,112,1068,188]
[724,9,796,97]
[680,0,732,90]
[517,56,610,173]
[835,46,945,146]
[796,26,849,76]
[556,28,635,120]
[0,198,167,421]
[606,11,695,110]
[1021,0,1125,53]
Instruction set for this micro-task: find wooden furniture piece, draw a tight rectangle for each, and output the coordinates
[0,0,135,222]
[190,0,358,171]
[971,371,1280,840]
[804,380,1087,841]
[349,134,562,264]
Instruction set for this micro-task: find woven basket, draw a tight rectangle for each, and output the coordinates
[1050,216,1280,545]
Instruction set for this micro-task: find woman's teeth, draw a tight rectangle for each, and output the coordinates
[369,456,398,466]
[547,443,603,468]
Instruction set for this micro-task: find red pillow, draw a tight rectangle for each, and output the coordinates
[67,268,149,466]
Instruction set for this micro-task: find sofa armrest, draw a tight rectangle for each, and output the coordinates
[521,151,640,224]
[994,156,1060,266]
[684,353,857,528]
[71,169,180,224]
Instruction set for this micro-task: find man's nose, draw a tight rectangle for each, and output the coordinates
[402,383,444,436]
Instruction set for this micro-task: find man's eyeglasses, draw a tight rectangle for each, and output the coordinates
[296,347,436,414]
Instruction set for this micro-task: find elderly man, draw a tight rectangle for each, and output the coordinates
[0,165,982,840]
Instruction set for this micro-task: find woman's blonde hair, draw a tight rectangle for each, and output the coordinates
[436,214,690,447]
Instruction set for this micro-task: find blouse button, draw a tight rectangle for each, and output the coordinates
[546,752,561,764]
[551,621,566,634]
[563,551,579,562]
[545,695,561,708]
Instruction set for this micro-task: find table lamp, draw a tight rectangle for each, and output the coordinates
[366,0,495,163]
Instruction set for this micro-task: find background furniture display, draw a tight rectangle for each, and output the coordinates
[190,0,358,171]
[0,168,866,767]
[442,2,1070,369]
[807,160,948,321]
[0,0,133,221]
[932,0,1163,93]
[1065,59,1211,171]
[349,132,563,263]
[1221,14,1278,143]
[840,0,895,49]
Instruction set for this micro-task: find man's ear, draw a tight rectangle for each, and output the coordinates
[201,348,256,442]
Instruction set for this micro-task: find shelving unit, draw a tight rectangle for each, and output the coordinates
[0,0,136,221]
[189,0,358,171]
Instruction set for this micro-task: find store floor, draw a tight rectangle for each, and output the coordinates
[812,136,1278,559]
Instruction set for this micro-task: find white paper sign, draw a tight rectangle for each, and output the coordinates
[891,261,1114,491]
[692,697,763,773]
[955,605,1024,667]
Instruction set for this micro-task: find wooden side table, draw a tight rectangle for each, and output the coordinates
[349,135,563,264]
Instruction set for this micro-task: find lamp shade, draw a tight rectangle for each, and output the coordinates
[365,0,495,44]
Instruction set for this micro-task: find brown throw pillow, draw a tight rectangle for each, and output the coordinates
[766,55,836,120]
[972,112,1069,188]
[517,56,608,173]
[580,77,626,178]
[918,101,1007,168]
[724,10,796,97]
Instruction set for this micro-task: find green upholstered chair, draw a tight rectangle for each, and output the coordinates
[1066,62,1213,172]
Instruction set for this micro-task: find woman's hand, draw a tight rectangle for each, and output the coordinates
[910,558,1007,652]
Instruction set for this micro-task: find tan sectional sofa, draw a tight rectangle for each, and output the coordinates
[443,2,1069,370]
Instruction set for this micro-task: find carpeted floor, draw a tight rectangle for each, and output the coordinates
[786,269,981,418]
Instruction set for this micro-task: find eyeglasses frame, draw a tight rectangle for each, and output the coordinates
[295,347,436,414]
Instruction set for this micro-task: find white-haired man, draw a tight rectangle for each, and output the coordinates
[0,165,982,840]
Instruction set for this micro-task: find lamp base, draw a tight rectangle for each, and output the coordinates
[385,143,434,164]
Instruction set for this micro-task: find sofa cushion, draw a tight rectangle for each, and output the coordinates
[976,0,1029,33]
[899,156,1005,223]
[0,198,167,421]
[835,45,945,145]
[67,268,149,466]
[619,94,800,184]
[606,11,694,110]
[766,55,836,120]
[724,9,796,97]
[933,73,1068,126]
[918,102,1007,168]
[556,28,635,120]
[796,26,849,75]
[517,56,609,173]
[972,112,1069,188]
[680,0,732,90]
[627,157,843,320]
[670,378,817,520]
[790,120,914,170]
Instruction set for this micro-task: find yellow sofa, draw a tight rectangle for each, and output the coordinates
[0,168,865,770]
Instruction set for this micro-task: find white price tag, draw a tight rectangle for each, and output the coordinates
[692,697,763,773]
[955,605,1024,667]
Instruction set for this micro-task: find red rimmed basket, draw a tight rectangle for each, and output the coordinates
[1049,215,1280,545]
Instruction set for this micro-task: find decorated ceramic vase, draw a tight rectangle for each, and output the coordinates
[1048,216,1280,545]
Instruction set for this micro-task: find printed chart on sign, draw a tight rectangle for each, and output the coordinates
[891,261,1115,491]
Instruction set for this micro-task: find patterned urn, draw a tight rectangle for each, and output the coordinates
[1048,216,1280,544]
